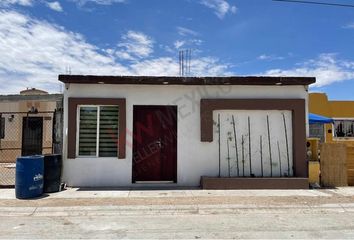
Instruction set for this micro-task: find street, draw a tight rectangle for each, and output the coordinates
[1,188,354,239]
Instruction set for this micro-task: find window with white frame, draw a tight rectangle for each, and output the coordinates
[333,119,354,138]
[77,105,119,157]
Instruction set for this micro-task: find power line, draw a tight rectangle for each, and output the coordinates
[273,0,354,8]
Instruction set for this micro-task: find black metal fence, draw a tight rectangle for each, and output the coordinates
[0,111,62,187]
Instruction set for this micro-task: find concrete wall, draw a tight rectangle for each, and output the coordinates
[62,84,309,187]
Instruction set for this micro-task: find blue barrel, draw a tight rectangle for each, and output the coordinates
[15,155,44,199]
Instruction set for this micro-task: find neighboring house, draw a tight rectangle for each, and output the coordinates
[309,93,354,144]
[0,88,63,186]
[59,75,315,189]
[0,88,63,162]
[309,92,354,186]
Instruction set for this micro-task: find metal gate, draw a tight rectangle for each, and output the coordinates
[0,111,60,187]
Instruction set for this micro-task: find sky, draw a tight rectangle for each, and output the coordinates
[0,0,353,99]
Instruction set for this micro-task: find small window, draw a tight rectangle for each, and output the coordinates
[77,106,119,157]
[309,123,324,142]
[0,117,4,139]
[334,120,354,138]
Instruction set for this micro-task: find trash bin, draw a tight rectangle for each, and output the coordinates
[15,155,44,199]
[43,154,62,193]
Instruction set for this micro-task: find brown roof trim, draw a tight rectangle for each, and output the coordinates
[59,75,316,86]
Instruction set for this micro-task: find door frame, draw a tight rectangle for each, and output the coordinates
[132,105,178,183]
[21,116,43,156]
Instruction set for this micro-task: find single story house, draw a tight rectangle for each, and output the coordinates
[309,92,354,186]
[59,75,315,189]
[309,93,354,143]
[0,88,62,186]
[0,88,62,160]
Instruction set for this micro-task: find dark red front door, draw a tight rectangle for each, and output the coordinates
[132,106,177,183]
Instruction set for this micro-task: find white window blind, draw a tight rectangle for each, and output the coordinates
[78,105,119,157]
[78,107,97,156]
[99,106,119,157]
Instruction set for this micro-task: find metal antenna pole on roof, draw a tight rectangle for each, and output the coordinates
[182,50,184,76]
[179,49,192,76]
[185,50,187,76]
[179,51,181,76]
[188,49,192,76]
[179,51,183,76]
[65,66,72,75]
[186,49,191,76]
[179,50,181,76]
[186,49,189,76]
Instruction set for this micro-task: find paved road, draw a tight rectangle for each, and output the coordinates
[1,188,354,239]
[1,204,354,239]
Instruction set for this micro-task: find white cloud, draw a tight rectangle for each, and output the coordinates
[173,39,203,50]
[343,22,354,29]
[264,54,354,87]
[190,39,203,45]
[189,57,231,76]
[116,31,154,60]
[0,0,32,6]
[199,0,237,19]
[160,44,174,54]
[174,40,185,49]
[130,56,230,76]
[257,54,284,61]
[0,10,231,93]
[175,27,202,50]
[0,0,63,12]
[177,26,198,37]
[0,10,129,93]
[70,0,125,6]
[46,1,63,12]
[130,58,179,76]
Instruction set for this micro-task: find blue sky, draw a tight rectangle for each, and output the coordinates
[0,0,353,99]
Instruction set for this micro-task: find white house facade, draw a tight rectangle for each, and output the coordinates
[59,75,315,189]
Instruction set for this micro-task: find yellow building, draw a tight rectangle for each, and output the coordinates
[309,92,354,185]
[309,93,354,145]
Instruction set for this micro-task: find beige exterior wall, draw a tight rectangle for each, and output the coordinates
[0,97,58,163]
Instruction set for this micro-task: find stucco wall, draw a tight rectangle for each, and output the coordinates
[309,93,354,143]
[309,93,354,118]
[62,84,309,187]
[0,99,58,163]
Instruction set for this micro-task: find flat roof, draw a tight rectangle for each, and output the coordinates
[0,93,62,102]
[58,75,316,86]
